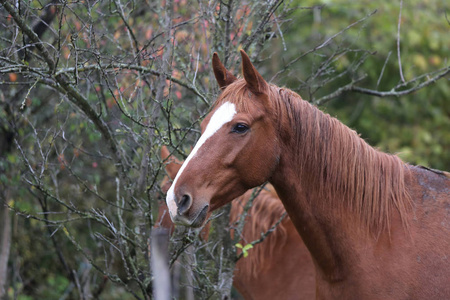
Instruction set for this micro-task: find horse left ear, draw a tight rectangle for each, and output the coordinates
[240,49,268,94]
[212,52,237,89]
[161,146,182,180]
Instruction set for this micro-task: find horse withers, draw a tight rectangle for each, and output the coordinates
[166,50,450,299]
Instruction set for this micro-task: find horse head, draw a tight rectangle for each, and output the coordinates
[166,50,280,227]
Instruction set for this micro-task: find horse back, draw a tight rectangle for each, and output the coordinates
[405,165,450,298]
[408,165,450,228]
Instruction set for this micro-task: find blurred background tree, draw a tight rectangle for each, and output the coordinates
[0,0,448,299]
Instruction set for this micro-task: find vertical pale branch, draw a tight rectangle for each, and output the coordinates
[223,0,234,65]
[397,0,406,83]
[113,0,140,59]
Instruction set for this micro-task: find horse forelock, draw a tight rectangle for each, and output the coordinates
[215,80,412,236]
[213,79,267,113]
[230,187,291,278]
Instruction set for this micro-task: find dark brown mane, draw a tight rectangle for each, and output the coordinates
[230,187,290,277]
[217,79,412,235]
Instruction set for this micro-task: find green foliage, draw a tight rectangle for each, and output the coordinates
[235,243,254,258]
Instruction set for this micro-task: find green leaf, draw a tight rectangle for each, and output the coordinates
[243,244,253,251]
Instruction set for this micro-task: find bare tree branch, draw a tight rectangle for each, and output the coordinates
[314,66,450,105]
[397,0,406,83]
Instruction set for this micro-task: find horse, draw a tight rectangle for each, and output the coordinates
[166,50,450,299]
[158,146,316,300]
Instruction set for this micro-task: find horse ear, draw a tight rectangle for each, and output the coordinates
[160,146,182,180]
[240,49,268,94]
[212,52,237,89]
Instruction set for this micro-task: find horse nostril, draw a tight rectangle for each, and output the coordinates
[177,194,192,215]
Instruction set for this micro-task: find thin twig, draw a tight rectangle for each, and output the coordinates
[313,75,368,105]
[397,0,406,83]
[377,51,392,88]
[235,212,288,262]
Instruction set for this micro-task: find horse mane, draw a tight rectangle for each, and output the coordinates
[230,186,290,277]
[216,79,412,236]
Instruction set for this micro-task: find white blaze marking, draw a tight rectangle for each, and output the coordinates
[166,102,237,219]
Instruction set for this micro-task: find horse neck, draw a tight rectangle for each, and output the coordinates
[269,91,411,280]
[271,169,364,281]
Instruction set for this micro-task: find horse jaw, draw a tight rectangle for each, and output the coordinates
[166,102,237,225]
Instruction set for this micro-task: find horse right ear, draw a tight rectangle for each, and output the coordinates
[240,49,268,95]
[212,52,237,89]
[161,146,182,180]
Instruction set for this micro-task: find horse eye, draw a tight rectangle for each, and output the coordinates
[232,123,249,134]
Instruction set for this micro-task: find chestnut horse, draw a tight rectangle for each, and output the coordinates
[158,146,316,300]
[166,51,450,299]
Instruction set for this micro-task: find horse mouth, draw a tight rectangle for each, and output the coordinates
[190,205,209,228]
[172,204,209,228]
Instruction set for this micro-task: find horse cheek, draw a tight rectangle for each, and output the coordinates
[241,137,279,187]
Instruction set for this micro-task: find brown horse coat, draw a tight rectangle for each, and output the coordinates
[166,51,450,299]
